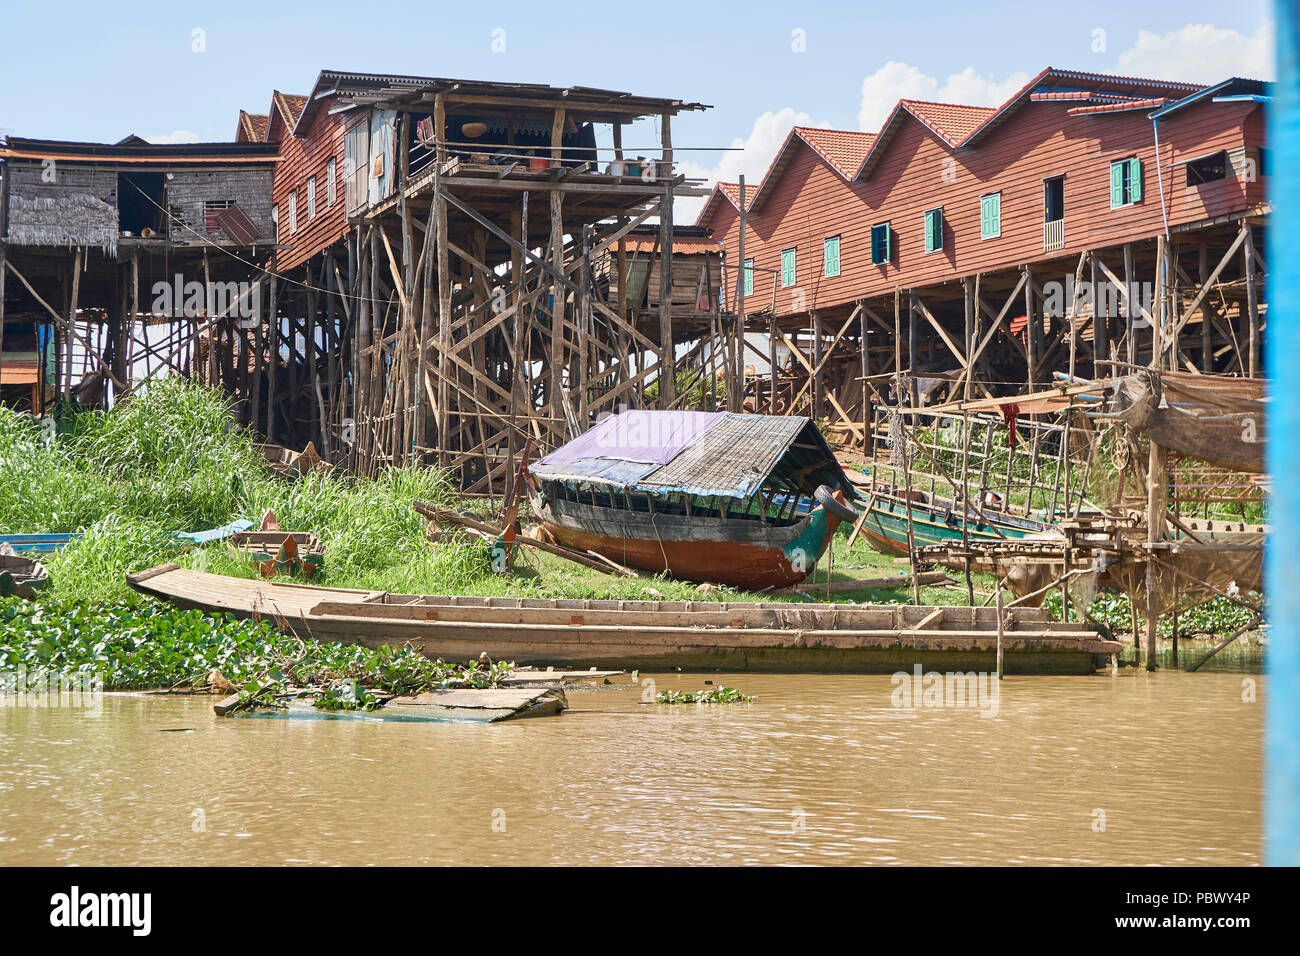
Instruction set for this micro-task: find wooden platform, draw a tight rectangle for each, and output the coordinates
[127,564,1121,674]
[221,686,567,722]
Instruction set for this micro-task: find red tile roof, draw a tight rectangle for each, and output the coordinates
[621,235,721,255]
[694,182,750,227]
[718,181,753,210]
[238,111,269,143]
[271,91,308,132]
[791,127,877,179]
[1067,97,1169,115]
[898,100,998,146]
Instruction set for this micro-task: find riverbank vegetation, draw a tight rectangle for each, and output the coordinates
[0,597,510,710]
[0,380,1260,670]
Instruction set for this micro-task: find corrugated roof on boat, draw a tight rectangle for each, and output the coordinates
[530,411,852,500]
[535,410,726,469]
[636,414,808,498]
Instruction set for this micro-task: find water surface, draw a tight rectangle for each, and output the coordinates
[0,668,1262,865]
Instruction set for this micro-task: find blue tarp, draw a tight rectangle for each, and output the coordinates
[532,409,731,488]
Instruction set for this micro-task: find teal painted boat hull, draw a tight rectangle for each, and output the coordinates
[859,494,1043,555]
[0,519,254,555]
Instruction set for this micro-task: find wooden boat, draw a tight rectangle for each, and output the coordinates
[256,441,332,479]
[527,411,859,589]
[854,485,1047,559]
[0,532,79,554]
[127,564,1121,674]
[229,530,325,579]
[0,519,254,555]
[0,547,49,598]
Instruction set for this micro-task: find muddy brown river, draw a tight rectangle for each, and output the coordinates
[0,667,1262,865]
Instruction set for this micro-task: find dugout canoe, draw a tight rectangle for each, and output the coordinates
[0,549,49,598]
[127,564,1120,674]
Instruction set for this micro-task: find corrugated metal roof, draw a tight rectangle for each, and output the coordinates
[531,411,851,501]
[637,414,808,498]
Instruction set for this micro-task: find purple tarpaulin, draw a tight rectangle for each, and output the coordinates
[534,410,726,468]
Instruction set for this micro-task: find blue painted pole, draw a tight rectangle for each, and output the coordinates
[1267,0,1300,866]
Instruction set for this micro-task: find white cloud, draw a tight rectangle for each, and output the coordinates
[147,129,201,144]
[1113,22,1274,83]
[857,62,1031,132]
[676,107,827,223]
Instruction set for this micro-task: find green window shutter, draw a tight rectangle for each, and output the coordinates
[980,194,1000,239]
[884,225,892,260]
[1111,162,1124,208]
[824,237,840,277]
[1128,157,1143,202]
[743,258,754,296]
[924,209,942,252]
[871,224,888,264]
[781,248,796,287]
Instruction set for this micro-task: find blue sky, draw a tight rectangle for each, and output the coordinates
[0,1,1274,218]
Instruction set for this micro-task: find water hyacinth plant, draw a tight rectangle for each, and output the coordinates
[0,596,512,710]
[656,686,755,704]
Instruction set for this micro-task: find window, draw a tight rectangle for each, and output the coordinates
[343,121,370,214]
[1185,150,1228,186]
[307,176,317,220]
[923,208,943,253]
[743,258,754,296]
[271,205,279,242]
[1110,158,1143,208]
[823,236,840,277]
[980,192,1001,239]
[870,223,892,265]
[781,247,796,287]
[1043,176,1064,222]
[288,191,298,234]
[327,158,338,205]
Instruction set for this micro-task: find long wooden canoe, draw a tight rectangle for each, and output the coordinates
[127,564,1120,674]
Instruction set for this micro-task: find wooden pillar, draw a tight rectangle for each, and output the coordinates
[1091,254,1108,375]
[859,301,870,451]
[1243,221,1260,377]
[768,315,777,414]
[1199,242,1213,372]
[811,310,823,419]
[1023,268,1035,391]
[962,277,974,401]
[434,123,452,465]
[1123,243,1136,366]
[906,291,918,414]
[265,276,278,440]
[657,112,675,407]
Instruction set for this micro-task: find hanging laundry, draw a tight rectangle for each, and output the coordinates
[1001,402,1021,450]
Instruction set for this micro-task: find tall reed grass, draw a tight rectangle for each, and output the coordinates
[0,380,467,601]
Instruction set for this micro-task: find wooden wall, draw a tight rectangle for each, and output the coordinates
[704,97,1267,318]
[269,101,350,272]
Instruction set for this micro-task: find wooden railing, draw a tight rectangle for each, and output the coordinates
[1044,218,1065,252]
